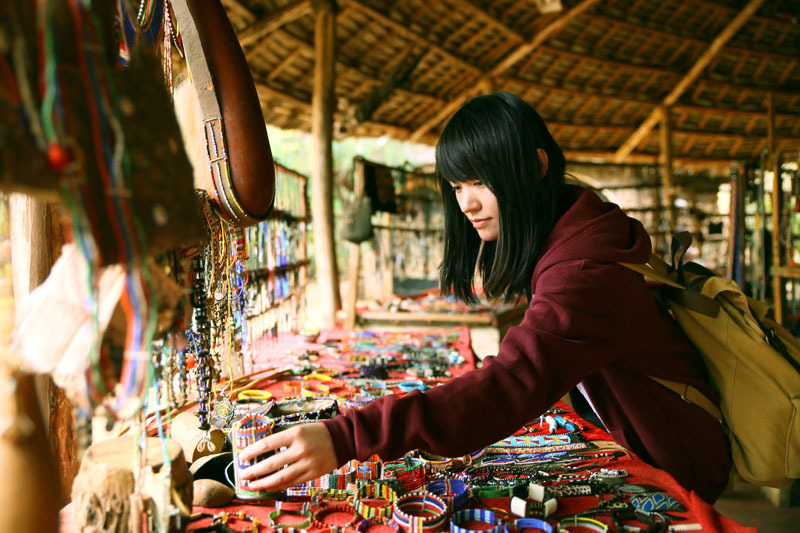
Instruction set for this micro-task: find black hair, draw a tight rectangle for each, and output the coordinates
[437,91,566,302]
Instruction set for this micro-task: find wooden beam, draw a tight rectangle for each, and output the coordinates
[356,46,424,122]
[613,0,765,163]
[238,0,313,47]
[777,59,797,86]
[768,92,782,323]
[311,0,340,327]
[266,47,304,81]
[408,0,601,141]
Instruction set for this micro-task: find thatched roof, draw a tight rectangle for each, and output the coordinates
[223,0,800,173]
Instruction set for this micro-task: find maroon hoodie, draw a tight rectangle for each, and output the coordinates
[323,186,731,502]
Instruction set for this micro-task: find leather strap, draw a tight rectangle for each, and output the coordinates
[647,376,723,424]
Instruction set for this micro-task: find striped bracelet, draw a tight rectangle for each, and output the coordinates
[392,492,448,533]
[354,483,398,518]
[426,479,468,512]
[450,509,502,533]
[269,509,312,530]
[504,518,554,533]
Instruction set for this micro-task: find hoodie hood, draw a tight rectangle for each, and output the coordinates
[532,185,651,288]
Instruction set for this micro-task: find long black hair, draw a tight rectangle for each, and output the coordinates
[437,91,566,302]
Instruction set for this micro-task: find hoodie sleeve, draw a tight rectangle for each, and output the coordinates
[323,259,640,465]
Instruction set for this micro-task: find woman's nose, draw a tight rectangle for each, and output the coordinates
[459,189,479,213]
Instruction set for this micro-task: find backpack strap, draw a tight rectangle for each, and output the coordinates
[647,376,723,424]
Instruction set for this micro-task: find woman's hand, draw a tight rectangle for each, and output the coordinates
[238,422,339,491]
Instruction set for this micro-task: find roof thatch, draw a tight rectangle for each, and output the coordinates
[222,0,800,173]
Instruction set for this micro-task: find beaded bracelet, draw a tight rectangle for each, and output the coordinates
[504,518,554,533]
[312,503,359,531]
[450,509,502,533]
[392,492,448,533]
[237,389,273,402]
[354,482,398,518]
[275,500,310,512]
[208,510,264,533]
[555,516,609,532]
[426,479,468,512]
[397,381,427,393]
[310,488,353,502]
[509,496,557,519]
[356,516,401,533]
[301,382,331,397]
[269,509,312,530]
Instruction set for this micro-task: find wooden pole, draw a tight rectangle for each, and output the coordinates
[311,0,340,328]
[659,105,677,238]
[768,92,783,323]
[344,159,366,329]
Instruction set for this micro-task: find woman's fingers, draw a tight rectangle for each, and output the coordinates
[239,429,293,462]
[247,463,312,492]
[240,445,299,481]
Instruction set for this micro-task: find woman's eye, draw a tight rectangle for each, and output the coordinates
[474,181,483,187]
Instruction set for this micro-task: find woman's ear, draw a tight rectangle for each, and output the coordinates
[537,149,549,177]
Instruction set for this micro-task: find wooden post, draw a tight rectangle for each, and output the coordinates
[311,0,340,328]
[768,92,783,323]
[344,159,366,329]
[659,105,677,238]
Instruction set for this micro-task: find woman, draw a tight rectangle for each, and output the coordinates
[240,92,731,502]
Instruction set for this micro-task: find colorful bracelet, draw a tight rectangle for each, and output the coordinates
[275,500,310,512]
[208,511,264,533]
[555,516,609,532]
[301,382,331,397]
[356,516,400,533]
[397,381,427,393]
[509,496,557,519]
[392,492,448,533]
[426,479,468,512]
[450,509,502,533]
[237,389,274,402]
[310,488,353,502]
[504,518,554,533]
[312,503,359,531]
[354,482,397,518]
[268,509,312,530]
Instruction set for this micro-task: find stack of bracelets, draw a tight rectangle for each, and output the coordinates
[391,492,448,533]
[354,483,398,518]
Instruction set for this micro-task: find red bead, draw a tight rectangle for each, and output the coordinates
[47,142,73,172]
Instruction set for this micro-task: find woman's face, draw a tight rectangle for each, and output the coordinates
[449,180,499,241]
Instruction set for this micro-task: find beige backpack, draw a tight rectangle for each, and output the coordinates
[621,232,800,488]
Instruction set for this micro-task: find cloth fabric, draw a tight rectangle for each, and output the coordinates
[323,186,731,502]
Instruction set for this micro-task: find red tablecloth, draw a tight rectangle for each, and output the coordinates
[187,327,752,533]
